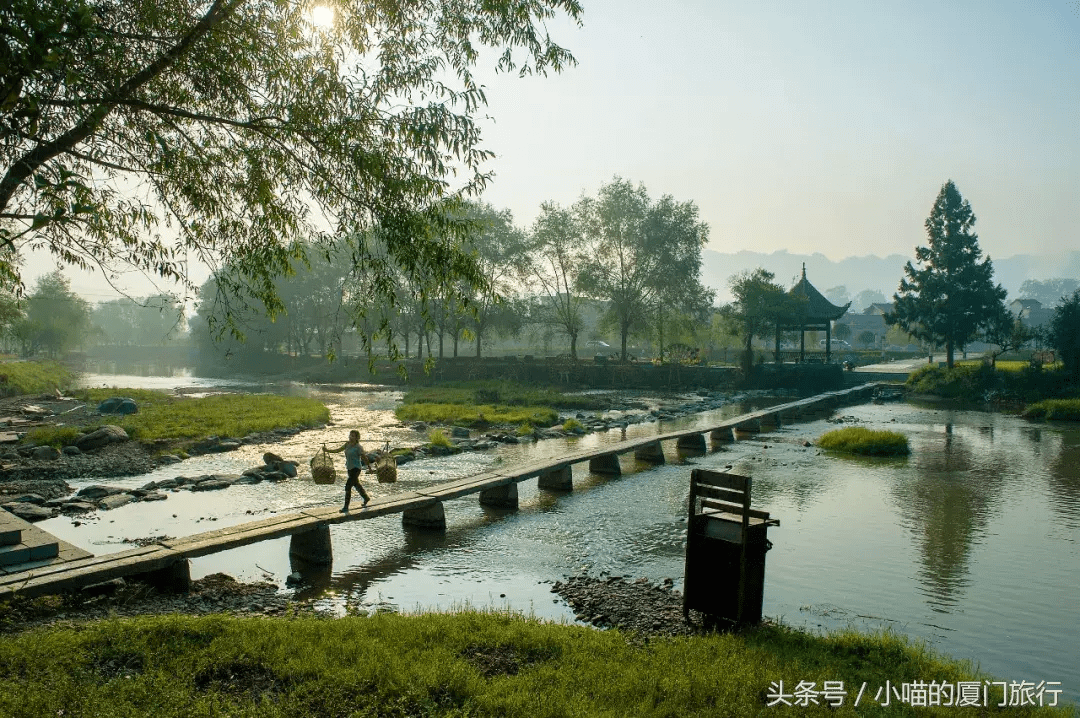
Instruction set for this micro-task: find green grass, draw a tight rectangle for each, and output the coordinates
[1021,399,1080,421]
[30,389,330,445]
[562,417,585,433]
[396,402,560,428]
[818,427,910,456]
[0,359,75,396]
[428,429,452,447]
[0,612,1068,717]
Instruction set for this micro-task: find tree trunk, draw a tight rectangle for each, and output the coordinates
[569,333,578,360]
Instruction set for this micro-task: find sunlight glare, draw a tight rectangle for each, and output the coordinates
[309,4,334,29]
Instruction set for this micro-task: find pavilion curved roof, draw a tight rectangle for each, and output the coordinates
[787,265,850,322]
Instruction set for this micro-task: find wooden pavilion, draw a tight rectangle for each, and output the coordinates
[774,264,851,363]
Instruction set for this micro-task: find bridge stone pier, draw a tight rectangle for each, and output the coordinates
[676,433,707,452]
[479,483,518,509]
[588,453,621,475]
[538,465,573,490]
[402,502,446,530]
[710,427,734,443]
[289,524,333,564]
[633,441,665,464]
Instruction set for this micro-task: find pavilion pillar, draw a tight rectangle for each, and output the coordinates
[774,326,781,362]
[826,323,832,363]
[800,326,805,363]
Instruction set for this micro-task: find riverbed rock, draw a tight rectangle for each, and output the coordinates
[77,484,127,500]
[140,492,167,502]
[191,479,232,492]
[75,425,129,452]
[5,493,46,505]
[263,452,285,465]
[450,427,470,438]
[2,502,55,521]
[158,454,182,464]
[61,445,81,456]
[60,501,98,514]
[99,493,136,510]
[31,446,61,461]
[97,397,137,414]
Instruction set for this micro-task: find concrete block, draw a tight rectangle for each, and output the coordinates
[288,525,333,565]
[479,483,518,509]
[538,465,573,491]
[402,502,446,530]
[633,441,665,464]
[588,453,621,475]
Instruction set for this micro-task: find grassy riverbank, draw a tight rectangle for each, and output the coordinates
[0,359,75,396]
[906,363,1078,405]
[395,381,607,428]
[24,388,330,447]
[0,611,1069,717]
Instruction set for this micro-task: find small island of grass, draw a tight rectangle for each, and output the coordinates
[817,427,910,456]
[394,381,607,430]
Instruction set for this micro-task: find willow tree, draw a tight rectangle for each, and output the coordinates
[888,181,1007,368]
[577,178,711,361]
[0,0,581,349]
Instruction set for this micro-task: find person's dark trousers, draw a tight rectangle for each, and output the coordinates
[343,467,370,509]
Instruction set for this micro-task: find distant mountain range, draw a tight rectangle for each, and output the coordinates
[701,249,1080,304]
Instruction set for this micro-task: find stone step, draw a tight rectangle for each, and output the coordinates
[0,510,23,546]
[0,540,59,566]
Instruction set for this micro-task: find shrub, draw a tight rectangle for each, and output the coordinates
[428,429,452,447]
[516,422,534,436]
[905,364,997,398]
[817,427,910,456]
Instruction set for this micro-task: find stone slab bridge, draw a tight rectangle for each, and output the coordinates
[0,383,891,600]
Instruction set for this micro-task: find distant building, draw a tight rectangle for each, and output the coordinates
[1009,298,1054,329]
[834,302,894,349]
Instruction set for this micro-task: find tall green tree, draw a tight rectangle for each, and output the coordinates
[723,268,798,376]
[1048,289,1080,381]
[1018,278,1080,307]
[577,178,710,361]
[92,294,185,346]
[459,203,526,358]
[0,0,581,346]
[10,270,90,356]
[523,201,587,359]
[887,181,1007,368]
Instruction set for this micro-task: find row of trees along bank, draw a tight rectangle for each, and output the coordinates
[191,178,716,368]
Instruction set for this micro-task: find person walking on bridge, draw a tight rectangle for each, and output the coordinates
[324,430,373,512]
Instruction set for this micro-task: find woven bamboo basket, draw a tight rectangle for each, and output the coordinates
[374,452,397,483]
[310,448,336,484]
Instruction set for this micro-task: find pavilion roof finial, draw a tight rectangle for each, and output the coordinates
[801,262,806,279]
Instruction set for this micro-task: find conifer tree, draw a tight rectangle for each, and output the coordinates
[887,181,1007,368]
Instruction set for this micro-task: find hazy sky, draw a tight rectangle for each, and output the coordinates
[476,0,1080,260]
[23,0,1080,302]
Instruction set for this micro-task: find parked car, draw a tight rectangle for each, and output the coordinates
[585,340,610,348]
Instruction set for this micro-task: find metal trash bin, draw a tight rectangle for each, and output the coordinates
[682,469,778,625]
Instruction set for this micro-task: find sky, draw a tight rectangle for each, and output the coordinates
[22,0,1080,304]
[475,0,1080,259]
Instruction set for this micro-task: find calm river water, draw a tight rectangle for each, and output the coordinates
[41,371,1080,704]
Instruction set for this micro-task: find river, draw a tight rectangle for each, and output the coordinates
[36,370,1080,705]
